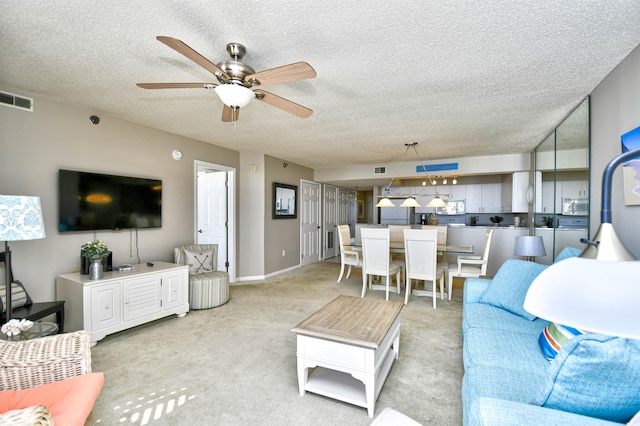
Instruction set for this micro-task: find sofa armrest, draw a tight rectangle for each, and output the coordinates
[463,278,491,304]
[469,397,623,426]
[0,330,92,391]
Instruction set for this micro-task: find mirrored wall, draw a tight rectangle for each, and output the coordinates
[534,98,590,264]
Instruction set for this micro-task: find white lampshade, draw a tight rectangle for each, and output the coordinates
[426,196,446,208]
[524,257,640,339]
[376,197,395,208]
[0,195,46,241]
[214,84,254,108]
[514,235,546,257]
[400,197,420,207]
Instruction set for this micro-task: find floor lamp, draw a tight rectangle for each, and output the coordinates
[0,195,46,322]
[514,235,546,261]
[524,148,640,339]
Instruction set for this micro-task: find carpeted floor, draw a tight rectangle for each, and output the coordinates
[89,261,464,425]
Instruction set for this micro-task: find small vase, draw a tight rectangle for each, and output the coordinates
[89,258,104,280]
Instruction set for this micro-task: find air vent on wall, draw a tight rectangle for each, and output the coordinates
[374,166,386,175]
[0,91,33,112]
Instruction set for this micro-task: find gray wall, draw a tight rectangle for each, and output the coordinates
[590,44,640,257]
[0,92,239,302]
[264,155,314,275]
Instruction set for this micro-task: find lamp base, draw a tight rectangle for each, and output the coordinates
[580,223,636,261]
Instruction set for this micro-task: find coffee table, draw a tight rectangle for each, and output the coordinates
[292,295,403,417]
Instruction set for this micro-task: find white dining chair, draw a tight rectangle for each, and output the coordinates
[447,228,494,300]
[336,224,362,282]
[421,225,449,293]
[360,227,403,301]
[403,229,444,307]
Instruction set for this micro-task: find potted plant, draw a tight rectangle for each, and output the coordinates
[81,240,109,279]
[490,216,504,226]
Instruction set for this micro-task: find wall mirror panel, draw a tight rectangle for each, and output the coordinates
[534,98,590,264]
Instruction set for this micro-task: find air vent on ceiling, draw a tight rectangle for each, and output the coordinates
[374,166,386,175]
[0,91,33,112]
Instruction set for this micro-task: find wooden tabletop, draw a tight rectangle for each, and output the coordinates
[292,295,403,349]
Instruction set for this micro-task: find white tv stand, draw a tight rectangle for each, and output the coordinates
[56,261,189,345]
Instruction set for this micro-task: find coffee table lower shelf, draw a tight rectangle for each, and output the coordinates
[304,347,397,410]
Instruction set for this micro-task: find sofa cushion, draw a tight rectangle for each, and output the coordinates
[462,303,548,339]
[468,397,623,426]
[462,365,548,424]
[479,259,547,320]
[463,327,550,373]
[538,322,585,360]
[0,372,104,425]
[184,248,214,274]
[554,246,583,263]
[533,334,640,423]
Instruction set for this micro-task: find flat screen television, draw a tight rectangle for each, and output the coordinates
[58,169,162,232]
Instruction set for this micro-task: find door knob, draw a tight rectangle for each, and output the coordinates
[198,229,203,233]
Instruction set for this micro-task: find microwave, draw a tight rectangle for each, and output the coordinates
[562,197,589,216]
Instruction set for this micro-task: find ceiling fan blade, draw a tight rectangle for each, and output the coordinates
[137,83,217,89]
[254,89,312,118]
[246,62,316,87]
[221,105,240,122]
[156,36,229,79]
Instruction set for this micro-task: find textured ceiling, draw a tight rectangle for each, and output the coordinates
[2,1,640,176]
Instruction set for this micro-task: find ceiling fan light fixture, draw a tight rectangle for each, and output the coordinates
[215,84,254,108]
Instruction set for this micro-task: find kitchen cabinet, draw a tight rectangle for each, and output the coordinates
[535,228,588,265]
[561,180,588,198]
[466,183,501,213]
[501,172,529,213]
[541,181,562,214]
[56,262,189,344]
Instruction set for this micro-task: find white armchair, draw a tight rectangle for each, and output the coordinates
[447,228,494,300]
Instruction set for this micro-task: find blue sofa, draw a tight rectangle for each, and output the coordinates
[461,249,640,425]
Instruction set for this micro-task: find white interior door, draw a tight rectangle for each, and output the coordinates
[323,184,338,259]
[197,170,227,271]
[300,180,321,266]
[195,161,236,282]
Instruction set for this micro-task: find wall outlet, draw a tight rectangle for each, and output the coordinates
[282,250,286,256]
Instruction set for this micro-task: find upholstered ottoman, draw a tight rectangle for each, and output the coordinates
[174,244,230,310]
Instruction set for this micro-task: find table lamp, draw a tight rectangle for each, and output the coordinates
[514,235,546,261]
[524,147,640,339]
[0,195,46,322]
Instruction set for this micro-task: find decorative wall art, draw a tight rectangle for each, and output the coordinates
[621,126,640,205]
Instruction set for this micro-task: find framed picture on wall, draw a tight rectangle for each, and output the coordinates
[621,126,640,206]
[273,182,298,219]
[358,200,364,219]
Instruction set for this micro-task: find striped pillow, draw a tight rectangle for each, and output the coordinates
[539,322,585,360]
[0,280,33,313]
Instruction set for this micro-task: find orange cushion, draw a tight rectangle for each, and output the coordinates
[0,372,104,426]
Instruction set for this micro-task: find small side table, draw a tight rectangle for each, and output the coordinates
[0,322,59,341]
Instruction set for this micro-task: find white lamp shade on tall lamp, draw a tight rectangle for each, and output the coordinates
[214,84,254,108]
[0,195,46,242]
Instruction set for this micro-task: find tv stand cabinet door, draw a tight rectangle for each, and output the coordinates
[122,275,162,322]
[91,282,122,331]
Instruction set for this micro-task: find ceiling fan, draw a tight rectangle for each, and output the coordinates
[137,36,317,122]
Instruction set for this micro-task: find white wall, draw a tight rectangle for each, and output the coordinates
[590,44,640,257]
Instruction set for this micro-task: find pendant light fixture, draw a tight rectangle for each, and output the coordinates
[376,142,443,208]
